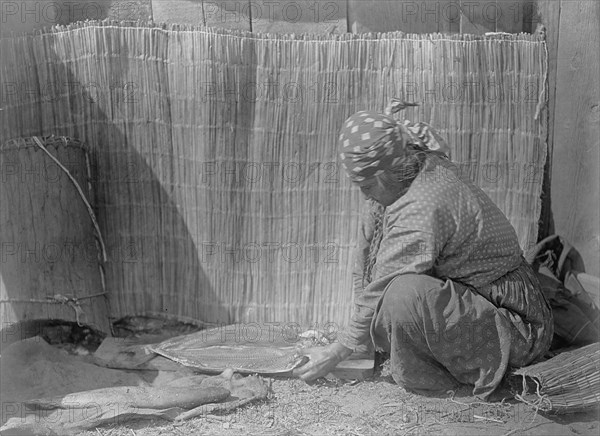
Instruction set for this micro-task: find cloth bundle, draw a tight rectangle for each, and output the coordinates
[525,235,599,348]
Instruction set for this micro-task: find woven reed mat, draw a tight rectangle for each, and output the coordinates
[0,23,548,327]
[148,324,325,375]
[513,343,600,414]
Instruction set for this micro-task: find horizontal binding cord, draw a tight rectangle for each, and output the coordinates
[0,292,108,326]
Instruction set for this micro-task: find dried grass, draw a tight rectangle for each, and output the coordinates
[75,373,598,436]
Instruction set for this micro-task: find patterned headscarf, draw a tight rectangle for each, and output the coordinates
[338,100,450,182]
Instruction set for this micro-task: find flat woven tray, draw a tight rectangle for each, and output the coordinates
[148,324,309,375]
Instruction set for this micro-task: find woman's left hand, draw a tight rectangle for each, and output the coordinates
[292,343,353,382]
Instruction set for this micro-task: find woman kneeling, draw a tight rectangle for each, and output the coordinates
[293,105,553,400]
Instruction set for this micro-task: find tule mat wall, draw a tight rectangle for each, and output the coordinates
[0,22,547,330]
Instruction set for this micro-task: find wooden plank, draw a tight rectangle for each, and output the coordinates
[250,0,346,34]
[106,0,153,21]
[151,0,251,30]
[330,358,375,381]
[405,0,456,33]
[536,0,561,241]
[459,0,496,34]
[347,0,399,33]
[440,0,461,33]
[521,0,538,33]
[348,0,443,34]
[0,0,153,36]
[550,0,600,276]
[151,0,204,25]
[0,0,103,35]
[495,0,524,33]
[202,0,251,29]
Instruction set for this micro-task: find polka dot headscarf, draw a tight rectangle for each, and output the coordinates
[338,109,450,183]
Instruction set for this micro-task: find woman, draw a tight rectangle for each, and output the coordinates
[293,102,553,400]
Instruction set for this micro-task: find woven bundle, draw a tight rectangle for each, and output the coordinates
[0,136,111,334]
[0,22,548,327]
[514,343,600,414]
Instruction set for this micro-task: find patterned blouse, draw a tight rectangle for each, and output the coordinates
[338,155,524,350]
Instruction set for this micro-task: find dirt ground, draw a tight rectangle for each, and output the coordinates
[2,320,598,436]
[75,371,599,436]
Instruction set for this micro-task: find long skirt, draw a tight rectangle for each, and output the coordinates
[370,260,553,400]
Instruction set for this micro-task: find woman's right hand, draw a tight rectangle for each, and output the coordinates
[292,343,353,382]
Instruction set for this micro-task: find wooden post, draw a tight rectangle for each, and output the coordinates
[536,0,561,241]
[549,0,600,276]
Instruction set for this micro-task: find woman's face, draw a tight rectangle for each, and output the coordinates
[356,177,399,207]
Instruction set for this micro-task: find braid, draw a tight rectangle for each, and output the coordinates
[361,152,425,286]
[361,151,427,287]
[363,200,386,286]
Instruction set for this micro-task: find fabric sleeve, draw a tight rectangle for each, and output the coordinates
[337,225,440,351]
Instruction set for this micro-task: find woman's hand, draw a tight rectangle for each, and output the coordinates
[292,342,353,382]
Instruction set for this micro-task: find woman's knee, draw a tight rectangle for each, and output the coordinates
[379,273,444,321]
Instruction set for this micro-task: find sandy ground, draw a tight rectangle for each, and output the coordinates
[2,322,598,436]
[77,372,599,436]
